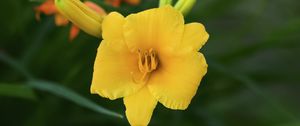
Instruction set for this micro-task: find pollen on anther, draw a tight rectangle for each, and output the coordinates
[136,48,159,83]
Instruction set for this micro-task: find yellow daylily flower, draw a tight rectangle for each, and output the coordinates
[91,5,209,126]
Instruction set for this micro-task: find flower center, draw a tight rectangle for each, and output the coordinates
[136,48,159,83]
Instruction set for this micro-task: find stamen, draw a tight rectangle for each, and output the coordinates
[135,48,159,83]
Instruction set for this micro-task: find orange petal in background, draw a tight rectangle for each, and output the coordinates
[105,0,121,7]
[69,25,80,41]
[34,0,57,21]
[105,0,140,7]
[84,1,107,15]
[54,14,69,26]
[124,0,140,6]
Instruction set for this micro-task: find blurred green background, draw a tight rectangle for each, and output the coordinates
[0,0,299,126]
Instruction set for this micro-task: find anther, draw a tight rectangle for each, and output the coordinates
[136,48,159,83]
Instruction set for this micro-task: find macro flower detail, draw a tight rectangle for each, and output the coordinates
[105,0,140,7]
[91,5,209,126]
[35,0,106,40]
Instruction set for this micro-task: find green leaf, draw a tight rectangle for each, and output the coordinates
[0,83,36,100]
[208,59,298,122]
[28,80,124,119]
[0,52,123,119]
[0,52,34,80]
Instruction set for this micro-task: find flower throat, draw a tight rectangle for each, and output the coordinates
[137,48,159,83]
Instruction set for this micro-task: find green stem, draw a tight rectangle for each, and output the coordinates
[174,0,185,9]
[159,0,173,7]
[175,0,196,16]
[21,19,53,66]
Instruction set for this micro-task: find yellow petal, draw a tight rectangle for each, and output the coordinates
[177,23,209,54]
[124,87,157,126]
[102,12,125,41]
[91,39,143,100]
[91,12,142,99]
[55,0,103,37]
[147,52,207,110]
[123,5,184,55]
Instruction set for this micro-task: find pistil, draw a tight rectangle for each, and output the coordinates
[136,48,159,83]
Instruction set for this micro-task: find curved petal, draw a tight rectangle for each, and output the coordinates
[91,39,143,100]
[69,25,80,41]
[124,87,157,126]
[35,0,57,15]
[102,12,125,41]
[123,5,184,55]
[147,53,207,110]
[177,23,209,54]
[54,14,69,26]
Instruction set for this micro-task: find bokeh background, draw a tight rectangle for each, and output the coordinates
[0,0,299,126]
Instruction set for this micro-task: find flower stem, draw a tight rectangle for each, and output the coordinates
[174,0,196,16]
[159,0,173,7]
